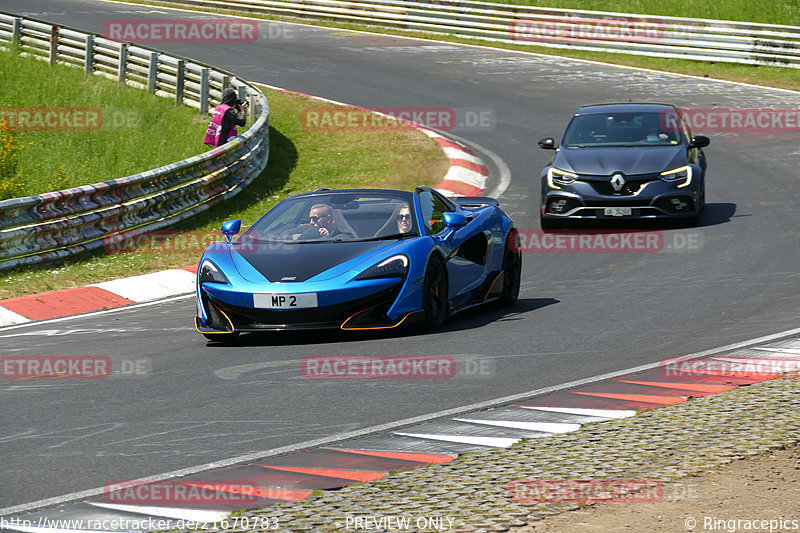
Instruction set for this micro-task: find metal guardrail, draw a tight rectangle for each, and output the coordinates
[152,0,800,67]
[0,12,270,270]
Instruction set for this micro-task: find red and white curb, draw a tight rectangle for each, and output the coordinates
[424,130,490,197]
[3,335,799,532]
[0,266,198,327]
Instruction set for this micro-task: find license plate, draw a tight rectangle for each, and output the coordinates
[604,207,632,217]
[254,293,318,309]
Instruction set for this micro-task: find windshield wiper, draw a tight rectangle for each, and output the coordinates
[281,239,337,244]
[367,232,417,241]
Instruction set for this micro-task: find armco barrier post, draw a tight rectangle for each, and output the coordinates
[237,85,252,121]
[147,51,158,93]
[176,59,185,106]
[118,43,128,85]
[200,68,209,115]
[11,18,21,46]
[49,25,58,66]
[84,34,94,77]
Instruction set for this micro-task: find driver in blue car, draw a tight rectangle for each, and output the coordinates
[308,204,352,238]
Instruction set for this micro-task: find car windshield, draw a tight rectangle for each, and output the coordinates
[242,191,419,243]
[562,111,684,148]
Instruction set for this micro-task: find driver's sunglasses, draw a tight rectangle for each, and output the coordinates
[396,214,412,221]
[309,215,330,222]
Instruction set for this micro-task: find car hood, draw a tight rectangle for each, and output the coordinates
[554,146,687,176]
[229,239,399,283]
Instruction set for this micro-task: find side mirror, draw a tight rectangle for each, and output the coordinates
[538,137,556,150]
[221,219,241,243]
[689,135,710,148]
[443,212,467,228]
[439,212,467,241]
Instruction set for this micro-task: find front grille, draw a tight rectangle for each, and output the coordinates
[590,178,655,196]
[205,286,401,330]
[583,199,652,207]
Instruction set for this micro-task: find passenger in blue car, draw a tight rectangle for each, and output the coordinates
[396,203,413,234]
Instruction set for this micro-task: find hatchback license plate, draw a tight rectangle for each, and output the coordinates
[254,293,318,309]
[604,207,632,217]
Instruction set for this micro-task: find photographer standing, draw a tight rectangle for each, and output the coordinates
[203,88,249,148]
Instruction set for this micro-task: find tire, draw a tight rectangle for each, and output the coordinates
[422,254,449,329]
[498,229,522,307]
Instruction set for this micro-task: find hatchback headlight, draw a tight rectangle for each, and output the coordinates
[660,165,692,188]
[547,168,578,189]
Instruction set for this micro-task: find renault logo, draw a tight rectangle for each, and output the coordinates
[610,174,626,192]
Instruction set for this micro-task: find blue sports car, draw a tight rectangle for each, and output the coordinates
[194,186,520,340]
[539,103,710,229]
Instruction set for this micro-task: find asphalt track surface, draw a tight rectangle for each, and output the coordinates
[2,0,800,509]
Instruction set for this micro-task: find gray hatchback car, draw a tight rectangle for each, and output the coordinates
[539,103,710,229]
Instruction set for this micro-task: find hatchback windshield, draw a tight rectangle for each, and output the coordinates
[562,111,684,148]
[243,192,418,243]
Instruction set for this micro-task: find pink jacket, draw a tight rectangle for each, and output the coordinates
[203,104,238,147]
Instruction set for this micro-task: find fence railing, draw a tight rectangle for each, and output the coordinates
[153,0,800,67]
[0,12,270,270]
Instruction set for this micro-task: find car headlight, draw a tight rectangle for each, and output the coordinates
[547,167,578,189]
[355,254,409,280]
[660,165,692,188]
[198,259,230,284]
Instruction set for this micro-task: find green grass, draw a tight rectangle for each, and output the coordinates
[0,46,208,199]
[472,0,800,27]
[0,85,449,299]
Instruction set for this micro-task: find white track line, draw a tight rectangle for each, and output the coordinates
[393,432,520,448]
[521,406,636,419]
[454,418,581,433]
